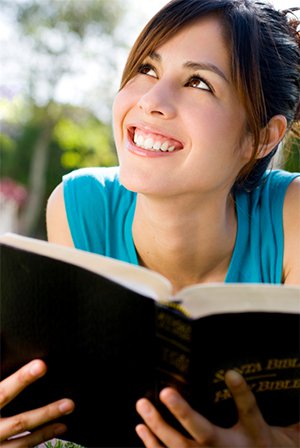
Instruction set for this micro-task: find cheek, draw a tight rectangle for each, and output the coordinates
[186,105,230,146]
[198,104,247,150]
[185,104,250,167]
[112,85,139,136]
[112,91,129,151]
[112,92,125,130]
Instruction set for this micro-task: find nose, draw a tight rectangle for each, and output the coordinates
[137,82,176,119]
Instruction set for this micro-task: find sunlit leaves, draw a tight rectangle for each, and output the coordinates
[4,0,124,39]
[282,123,300,172]
[53,116,117,169]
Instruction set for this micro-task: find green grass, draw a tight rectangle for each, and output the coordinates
[42,440,85,448]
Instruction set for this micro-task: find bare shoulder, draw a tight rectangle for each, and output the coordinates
[46,182,74,246]
[282,176,300,284]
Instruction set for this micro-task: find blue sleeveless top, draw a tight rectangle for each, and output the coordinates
[63,167,299,283]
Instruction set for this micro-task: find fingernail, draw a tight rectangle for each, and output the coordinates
[226,370,243,386]
[59,400,74,414]
[165,392,179,407]
[30,361,44,377]
[136,424,147,438]
[137,399,151,416]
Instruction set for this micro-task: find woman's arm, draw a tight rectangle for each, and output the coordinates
[46,183,74,246]
[282,177,300,284]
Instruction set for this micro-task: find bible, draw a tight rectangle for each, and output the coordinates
[0,232,299,447]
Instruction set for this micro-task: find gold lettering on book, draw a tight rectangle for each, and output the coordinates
[213,358,300,384]
[213,363,263,383]
[266,358,300,370]
[214,382,256,403]
[214,388,232,402]
[256,378,300,392]
[214,378,300,402]
[212,358,300,402]
[156,310,192,342]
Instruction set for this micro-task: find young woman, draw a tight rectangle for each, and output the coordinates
[1,0,299,446]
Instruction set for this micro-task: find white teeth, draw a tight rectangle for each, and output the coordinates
[133,131,176,152]
[137,135,144,147]
[144,138,154,149]
[160,142,169,152]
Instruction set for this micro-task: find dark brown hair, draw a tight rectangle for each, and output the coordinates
[120,0,300,190]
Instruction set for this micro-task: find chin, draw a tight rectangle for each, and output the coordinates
[118,166,166,195]
[119,169,149,193]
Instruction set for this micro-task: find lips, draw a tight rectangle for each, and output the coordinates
[127,126,184,153]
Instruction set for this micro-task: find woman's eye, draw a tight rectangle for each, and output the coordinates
[186,76,212,92]
[138,64,157,78]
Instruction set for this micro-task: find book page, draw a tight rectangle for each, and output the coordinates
[175,283,300,318]
[0,233,172,300]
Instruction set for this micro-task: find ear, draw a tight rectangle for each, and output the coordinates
[256,114,287,159]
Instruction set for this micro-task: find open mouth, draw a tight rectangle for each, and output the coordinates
[128,127,183,153]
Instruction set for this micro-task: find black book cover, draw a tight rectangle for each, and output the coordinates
[1,240,300,446]
[1,244,155,447]
[155,306,300,428]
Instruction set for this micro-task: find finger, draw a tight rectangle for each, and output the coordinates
[0,360,47,409]
[159,388,216,445]
[0,399,74,442]
[1,423,67,448]
[225,370,268,435]
[136,424,164,448]
[136,398,192,447]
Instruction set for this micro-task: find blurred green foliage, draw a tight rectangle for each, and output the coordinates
[0,98,118,238]
[0,0,124,238]
[44,440,85,448]
[44,439,84,448]
[15,0,123,37]
[282,124,300,173]
[54,117,116,169]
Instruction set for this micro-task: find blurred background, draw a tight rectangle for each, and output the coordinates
[0,0,299,239]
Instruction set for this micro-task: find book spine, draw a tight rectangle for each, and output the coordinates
[154,304,193,402]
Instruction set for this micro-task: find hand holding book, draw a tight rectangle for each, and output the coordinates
[0,360,75,446]
[136,371,300,447]
[1,364,299,447]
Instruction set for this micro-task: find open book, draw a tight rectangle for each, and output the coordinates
[1,232,299,447]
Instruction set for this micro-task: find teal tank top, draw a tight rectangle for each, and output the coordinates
[63,167,299,283]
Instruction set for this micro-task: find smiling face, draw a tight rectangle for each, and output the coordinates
[113,15,253,198]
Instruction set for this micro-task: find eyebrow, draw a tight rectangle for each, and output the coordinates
[149,51,229,83]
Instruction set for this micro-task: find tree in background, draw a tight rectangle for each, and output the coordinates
[0,0,124,237]
[0,99,118,237]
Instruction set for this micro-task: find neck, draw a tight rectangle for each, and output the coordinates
[132,192,237,293]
